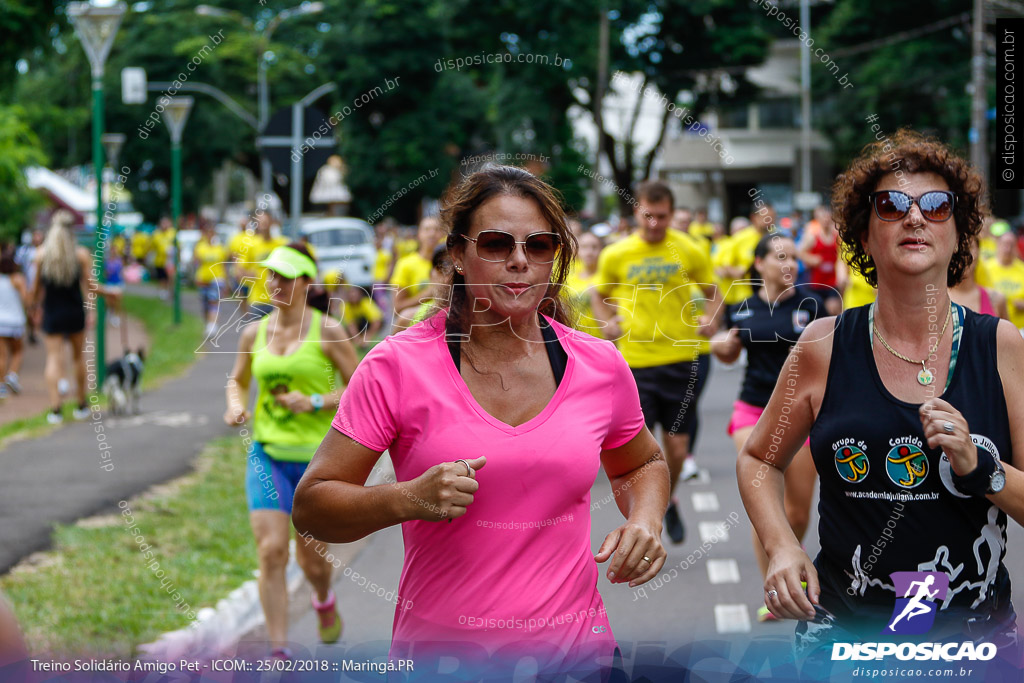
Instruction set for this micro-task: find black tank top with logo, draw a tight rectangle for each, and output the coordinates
[808,304,1013,626]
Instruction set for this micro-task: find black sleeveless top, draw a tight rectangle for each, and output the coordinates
[809,304,1013,626]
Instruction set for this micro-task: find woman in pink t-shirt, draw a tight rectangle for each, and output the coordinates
[294,166,670,678]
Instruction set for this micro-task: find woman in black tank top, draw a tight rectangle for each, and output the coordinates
[737,131,1024,674]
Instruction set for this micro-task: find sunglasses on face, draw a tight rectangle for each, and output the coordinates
[461,230,562,264]
[868,190,956,223]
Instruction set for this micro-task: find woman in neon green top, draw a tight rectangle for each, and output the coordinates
[224,243,358,660]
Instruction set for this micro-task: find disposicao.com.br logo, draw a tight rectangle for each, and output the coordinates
[831,571,998,662]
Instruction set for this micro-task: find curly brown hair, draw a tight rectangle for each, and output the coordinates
[831,128,986,287]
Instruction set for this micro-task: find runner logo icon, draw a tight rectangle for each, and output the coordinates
[883,571,949,635]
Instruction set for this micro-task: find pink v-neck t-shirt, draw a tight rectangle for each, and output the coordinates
[331,311,645,671]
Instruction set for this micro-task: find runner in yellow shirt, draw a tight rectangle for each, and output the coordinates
[715,204,775,305]
[390,216,443,318]
[592,180,721,546]
[228,218,260,315]
[564,231,604,337]
[194,222,229,336]
[836,244,877,310]
[151,217,176,300]
[247,213,287,317]
[689,207,716,241]
[130,227,152,266]
[985,230,1024,329]
[340,286,383,348]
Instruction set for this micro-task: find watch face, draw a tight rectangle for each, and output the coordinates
[990,470,1006,494]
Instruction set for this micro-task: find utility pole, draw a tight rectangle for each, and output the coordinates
[971,0,988,185]
[800,0,812,206]
[593,4,609,218]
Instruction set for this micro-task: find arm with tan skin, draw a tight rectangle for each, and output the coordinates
[293,429,485,543]
[590,287,623,340]
[697,282,722,337]
[10,273,28,313]
[990,289,1009,320]
[273,316,359,414]
[710,327,742,364]
[223,321,258,426]
[595,427,669,588]
[737,316,835,620]
[918,320,1024,528]
[77,247,100,302]
[798,229,822,268]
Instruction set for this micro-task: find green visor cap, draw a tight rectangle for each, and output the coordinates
[263,246,317,280]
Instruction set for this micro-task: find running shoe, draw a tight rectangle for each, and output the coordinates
[312,590,342,644]
[681,456,700,481]
[4,373,21,394]
[58,378,70,397]
[72,403,91,420]
[757,605,779,622]
[664,500,685,545]
[46,410,63,425]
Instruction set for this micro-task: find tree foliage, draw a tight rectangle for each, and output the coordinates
[0,106,47,241]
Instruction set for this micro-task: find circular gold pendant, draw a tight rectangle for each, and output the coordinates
[917,368,934,386]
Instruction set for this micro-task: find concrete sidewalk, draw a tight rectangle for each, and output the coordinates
[0,285,237,574]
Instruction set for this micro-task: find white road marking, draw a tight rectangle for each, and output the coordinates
[691,492,720,512]
[699,521,731,544]
[714,604,752,633]
[707,558,741,584]
[692,469,711,485]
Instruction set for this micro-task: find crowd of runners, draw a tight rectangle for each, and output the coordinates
[3,128,1024,679]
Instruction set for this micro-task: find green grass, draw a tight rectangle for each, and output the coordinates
[0,437,255,657]
[0,292,202,446]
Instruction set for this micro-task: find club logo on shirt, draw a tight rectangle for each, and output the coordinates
[792,308,811,332]
[833,438,870,483]
[886,438,929,489]
[882,571,949,635]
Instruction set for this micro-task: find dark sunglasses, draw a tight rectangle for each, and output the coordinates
[869,190,956,223]
[462,230,561,264]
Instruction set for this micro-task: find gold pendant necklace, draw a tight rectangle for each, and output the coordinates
[872,302,951,386]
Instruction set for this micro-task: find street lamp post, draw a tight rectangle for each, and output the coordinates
[163,97,194,325]
[67,1,126,386]
[101,132,125,260]
[196,3,324,195]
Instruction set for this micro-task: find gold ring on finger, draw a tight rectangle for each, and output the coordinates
[642,556,652,564]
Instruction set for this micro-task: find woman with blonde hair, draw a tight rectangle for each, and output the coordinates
[32,210,97,424]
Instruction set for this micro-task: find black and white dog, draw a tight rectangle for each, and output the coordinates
[104,349,145,415]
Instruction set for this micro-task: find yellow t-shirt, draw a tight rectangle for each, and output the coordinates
[374,249,393,283]
[390,252,433,296]
[247,235,288,305]
[843,267,877,309]
[131,231,151,261]
[564,264,603,338]
[594,230,713,367]
[979,236,998,263]
[717,226,762,304]
[113,234,127,259]
[984,258,1024,328]
[342,297,383,327]
[152,229,176,268]
[689,221,715,241]
[397,238,418,257]
[194,239,228,285]
[679,232,712,354]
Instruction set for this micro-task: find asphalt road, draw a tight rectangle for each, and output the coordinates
[263,356,1024,679]
[0,287,238,574]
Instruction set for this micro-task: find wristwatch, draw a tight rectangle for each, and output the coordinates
[952,447,1006,497]
[309,393,324,412]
